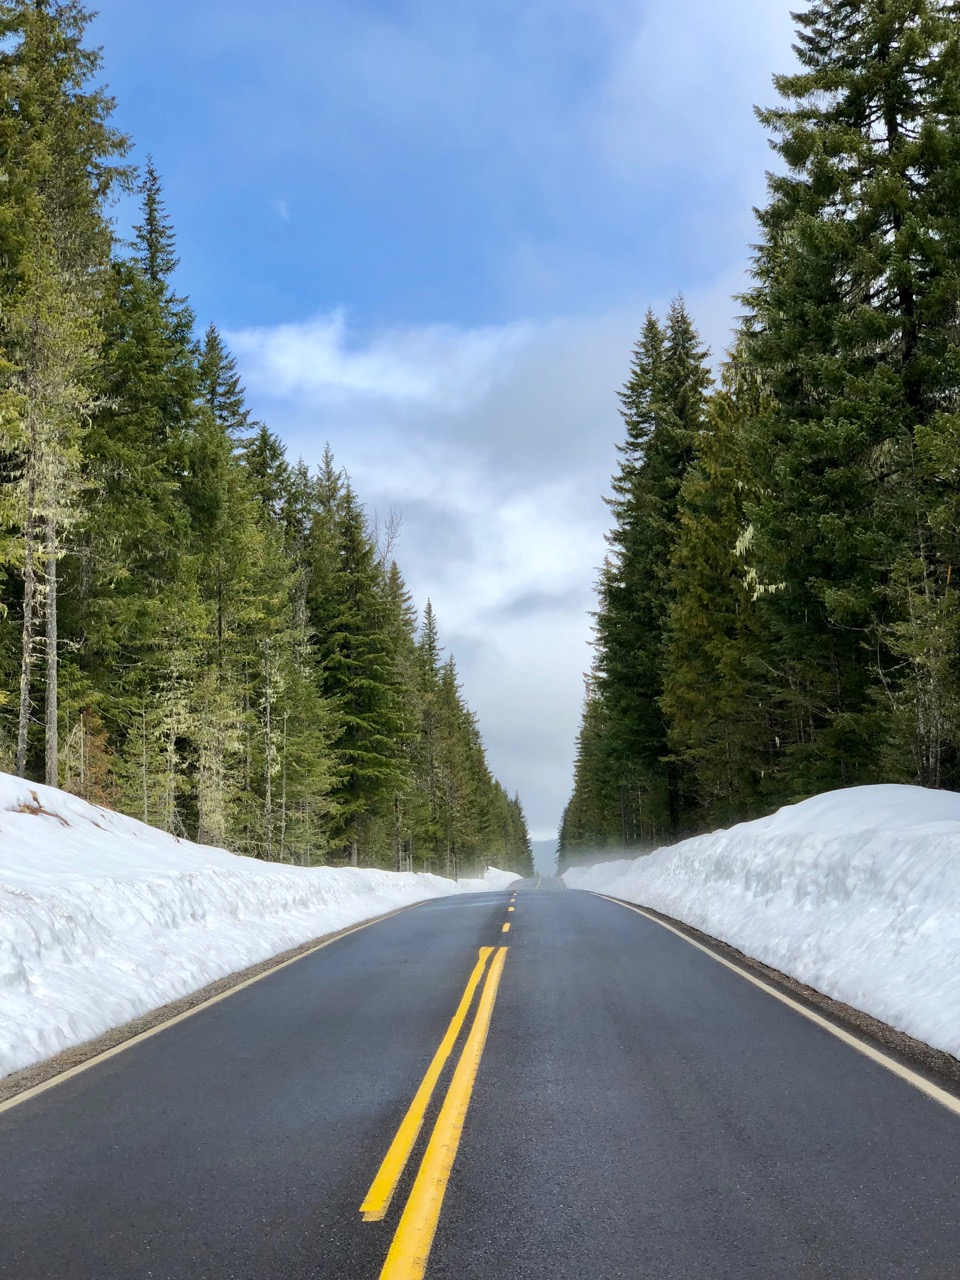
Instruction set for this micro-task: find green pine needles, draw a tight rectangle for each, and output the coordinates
[0,1,533,877]
[560,0,960,868]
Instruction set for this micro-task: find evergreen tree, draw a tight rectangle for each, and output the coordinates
[508,792,534,876]
[433,655,480,878]
[742,0,960,794]
[557,674,624,867]
[0,9,535,869]
[135,157,186,322]
[197,323,253,447]
[243,423,290,518]
[306,478,409,864]
[661,353,778,824]
[594,300,712,840]
[0,0,128,785]
[411,599,444,867]
[381,558,419,869]
[560,2,960,845]
[77,164,202,831]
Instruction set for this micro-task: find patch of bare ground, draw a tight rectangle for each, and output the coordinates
[13,791,70,826]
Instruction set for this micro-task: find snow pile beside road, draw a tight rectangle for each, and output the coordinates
[458,866,522,892]
[0,774,466,1079]
[564,785,960,1057]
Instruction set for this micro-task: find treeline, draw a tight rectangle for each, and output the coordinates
[0,2,532,877]
[560,0,960,868]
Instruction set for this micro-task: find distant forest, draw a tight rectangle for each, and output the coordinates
[0,2,533,877]
[560,1,960,868]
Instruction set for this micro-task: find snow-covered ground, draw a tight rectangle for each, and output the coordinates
[564,785,960,1058]
[458,865,523,892]
[0,773,518,1080]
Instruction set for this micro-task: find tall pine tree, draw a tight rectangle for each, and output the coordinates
[0,0,128,784]
[594,300,712,841]
[742,0,960,794]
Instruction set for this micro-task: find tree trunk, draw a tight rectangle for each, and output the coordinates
[165,722,176,833]
[263,642,272,858]
[216,563,224,672]
[44,516,58,788]
[16,483,37,779]
[394,795,402,872]
[141,703,149,823]
[280,710,288,861]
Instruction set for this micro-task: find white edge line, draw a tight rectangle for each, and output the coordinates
[0,904,418,1117]
[598,893,960,1120]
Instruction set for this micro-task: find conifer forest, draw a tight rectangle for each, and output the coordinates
[560,2,960,868]
[0,2,533,876]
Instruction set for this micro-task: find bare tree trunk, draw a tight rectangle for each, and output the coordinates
[350,833,358,867]
[280,710,288,861]
[165,722,176,833]
[44,516,58,788]
[17,485,37,779]
[141,703,149,823]
[394,796,402,872]
[216,564,224,672]
[263,642,272,859]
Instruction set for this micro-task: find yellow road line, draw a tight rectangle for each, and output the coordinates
[361,947,495,1222]
[507,906,515,913]
[601,896,960,1120]
[378,947,508,1280]
[501,922,511,933]
[0,905,419,1118]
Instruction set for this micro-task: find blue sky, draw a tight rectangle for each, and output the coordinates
[91,0,799,850]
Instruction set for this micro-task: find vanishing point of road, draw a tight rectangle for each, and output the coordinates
[2,881,959,1278]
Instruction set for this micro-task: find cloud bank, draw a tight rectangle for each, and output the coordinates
[226,264,745,839]
[139,0,801,840]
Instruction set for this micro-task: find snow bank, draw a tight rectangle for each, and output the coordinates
[458,866,522,892]
[0,774,499,1080]
[564,785,960,1058]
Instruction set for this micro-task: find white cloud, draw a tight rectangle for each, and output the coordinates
[99,0,806,841]
[226,264,743,840]
[228,311,533,411]
[590,0,797,182]
[213,1,800,840]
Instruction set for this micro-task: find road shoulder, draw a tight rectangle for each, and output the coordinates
[0,902,418,1108]
[597,892,960,1102]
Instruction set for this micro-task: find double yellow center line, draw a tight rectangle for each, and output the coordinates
[361,935,511,1279]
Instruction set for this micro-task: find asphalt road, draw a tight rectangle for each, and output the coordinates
[2,883,959,1278]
